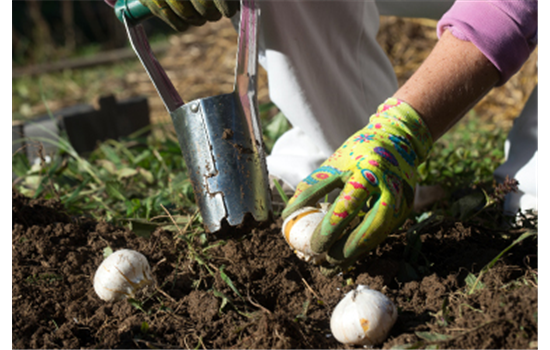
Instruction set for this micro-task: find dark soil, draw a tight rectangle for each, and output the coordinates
[12,190,537,349]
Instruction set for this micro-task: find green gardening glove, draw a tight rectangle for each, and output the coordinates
[140,0,239,30]
[281,98,434,276]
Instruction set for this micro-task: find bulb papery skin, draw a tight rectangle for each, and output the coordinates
[330,285,398,346]
[93,249,154,302]
[281,206,328,264]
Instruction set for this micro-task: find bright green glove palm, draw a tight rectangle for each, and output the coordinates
[282,98,433,275]
[140,0,239,30]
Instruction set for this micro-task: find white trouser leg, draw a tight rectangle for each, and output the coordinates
[493,86,538,215]
[257,1,398,189]
[375,0,454,19]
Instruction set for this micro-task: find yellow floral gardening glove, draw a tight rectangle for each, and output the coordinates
[139,0,239,30]
[282,98,433,276]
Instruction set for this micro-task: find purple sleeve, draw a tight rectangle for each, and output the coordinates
[437,0,537,86]
[104,0,116,8]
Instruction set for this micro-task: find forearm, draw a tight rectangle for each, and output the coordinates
[393,30,500,141]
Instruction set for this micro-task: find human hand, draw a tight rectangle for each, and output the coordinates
[281,98,433,276]
[139,0,239,31]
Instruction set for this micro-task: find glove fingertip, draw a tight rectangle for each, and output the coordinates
[319,264,342,278]
[309,222,328,254]
[213,0,238,18]
[190,0,223,21]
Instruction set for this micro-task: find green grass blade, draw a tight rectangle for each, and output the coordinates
[484,230,537,271]
[105,180,127,201]
[468,230,537,294]
[415,331,454,342]
[272,178,289,205]
[219,265,243,300]
[63,178,91,205]
[19,135,102,184]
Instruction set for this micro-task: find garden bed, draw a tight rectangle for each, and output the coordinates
[12,190,537,349]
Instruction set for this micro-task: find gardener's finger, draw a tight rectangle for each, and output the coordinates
[324,196,392,266]
[165,0,207,26]
[189,0,223,21]
[139,0,191,31]
[213,0,239,18]
[309,173,376,254]
[282,166,351,220]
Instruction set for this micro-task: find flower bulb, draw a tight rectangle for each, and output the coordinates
[330,285,397,346]
[282,206,328,263]
[93,249,154,302]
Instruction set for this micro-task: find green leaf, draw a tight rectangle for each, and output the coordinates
[133,149,153,166]
[95,159,117,175]
[272,178,289,204]
[391,342,426,349]
[127,219,157,238]
[140,321,149,334]
[32,175,48,199]
[220,265,243,300]
[295,299,310,321]
[138,167,154,184]
[12,152,31,177]
[105,180,127,201]
[258,101,276,114]
[426,345,441,349]
[117,167,138,180]
[415,331,454,342]
[125,198,142,216]
[263,111,290,152]
[127,298,147,313]
[465,272,485,294]
[467,231,536,294]
[144,197,154,220]
[264,112,290,140]
[103,246,113,258]
[484,231,537,271]
[212,288,232,313]
[63,178,91,206]
[458,303,484,317]
[100,144,123,165]
[430,296,450,327]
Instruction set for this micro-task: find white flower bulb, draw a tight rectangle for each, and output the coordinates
[281,205,329,263]
[330,285,398,346]
[93,249,154,302]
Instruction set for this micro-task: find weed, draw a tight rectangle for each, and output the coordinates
[294,299,311,322]
[219,265,244,301]
[466,230,536,295]
[127,298,149,315]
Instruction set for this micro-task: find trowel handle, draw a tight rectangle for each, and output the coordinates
[114,0,153,24]
[120,4,184,112]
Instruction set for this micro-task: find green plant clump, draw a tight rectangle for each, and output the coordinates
[419,112,508,192]
[12,101,289,233]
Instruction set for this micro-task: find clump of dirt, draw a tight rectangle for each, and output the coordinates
[12,190,537,349]
[221,128,234,140]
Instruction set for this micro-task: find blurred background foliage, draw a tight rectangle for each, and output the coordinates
[12,0,176,66]
[12,2,537,126]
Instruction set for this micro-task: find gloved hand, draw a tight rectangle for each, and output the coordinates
[282,98,434,276]
[139,0,239,31]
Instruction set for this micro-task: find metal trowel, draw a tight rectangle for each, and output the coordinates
[114,0,272,233]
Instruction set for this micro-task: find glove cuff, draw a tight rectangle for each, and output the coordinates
[370,97,434,166]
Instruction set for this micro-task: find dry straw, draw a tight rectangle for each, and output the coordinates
[149,17,536,130]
